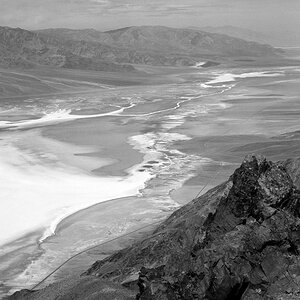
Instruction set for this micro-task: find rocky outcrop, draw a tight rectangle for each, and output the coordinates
[85,155,300,300]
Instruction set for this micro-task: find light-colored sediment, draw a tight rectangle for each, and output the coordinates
[0,129,152,247]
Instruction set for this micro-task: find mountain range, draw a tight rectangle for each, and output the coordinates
[0,26,282,72]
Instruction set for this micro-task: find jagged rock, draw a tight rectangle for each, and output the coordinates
[85,155,300,300]
[283,158,300,189]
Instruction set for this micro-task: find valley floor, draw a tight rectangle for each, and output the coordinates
[0,57,300,298]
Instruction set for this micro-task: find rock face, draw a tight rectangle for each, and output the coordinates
[85,155,300,300]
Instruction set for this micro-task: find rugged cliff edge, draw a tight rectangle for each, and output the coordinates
[9,155,300,300]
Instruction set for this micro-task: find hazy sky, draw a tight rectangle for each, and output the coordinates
[0,0,299,37]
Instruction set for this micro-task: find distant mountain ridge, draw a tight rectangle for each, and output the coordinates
[0,25,282,72]
[197,25,300,47]
[194,26,271,45]
[38,26,280,56]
